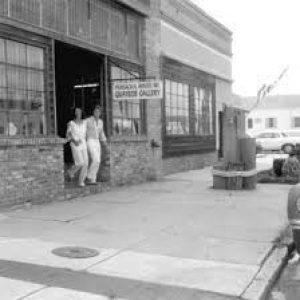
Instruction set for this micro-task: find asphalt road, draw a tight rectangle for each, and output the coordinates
[268,252,300,300]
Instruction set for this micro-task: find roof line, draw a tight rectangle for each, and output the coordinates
[182,0,233,35]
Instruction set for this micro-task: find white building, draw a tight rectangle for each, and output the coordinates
[246,95,300,135]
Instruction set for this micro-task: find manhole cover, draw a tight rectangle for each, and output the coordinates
[52,247,99,259]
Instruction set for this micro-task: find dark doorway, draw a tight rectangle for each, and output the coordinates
[55,42,105,163]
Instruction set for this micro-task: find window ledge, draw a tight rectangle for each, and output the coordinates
[0,136,66,147]
[109,135,148,143]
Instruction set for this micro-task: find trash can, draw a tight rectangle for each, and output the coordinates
[287,184,300,253]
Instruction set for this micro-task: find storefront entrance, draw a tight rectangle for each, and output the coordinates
[55,41,105,163]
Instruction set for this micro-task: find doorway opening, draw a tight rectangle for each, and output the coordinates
[55,41,105,164]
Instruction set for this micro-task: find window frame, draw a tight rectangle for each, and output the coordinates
[108,58,146,138]
[265,117,277,129]
[162,57,216,158]
[0,35,49,137]
[292,117,300,128]
[247,118,253,129]
[165,79,190,136]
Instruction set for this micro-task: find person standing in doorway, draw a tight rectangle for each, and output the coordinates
[86,105,107,185]
[66,107,88,187]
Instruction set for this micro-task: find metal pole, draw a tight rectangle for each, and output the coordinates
[104,56,110,137]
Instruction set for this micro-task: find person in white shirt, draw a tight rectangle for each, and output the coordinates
[66,107,88,187]
[86,105,107,184]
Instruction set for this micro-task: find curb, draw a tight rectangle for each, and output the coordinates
[240,230,294,300]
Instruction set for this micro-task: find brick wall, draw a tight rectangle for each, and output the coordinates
[163,151,217,175]
[143,0,163,180]
[110,139,152,186]
[0,138,65,207]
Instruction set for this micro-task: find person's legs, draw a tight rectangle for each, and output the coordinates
[78,147,88,186]
[68,144,81,179]
[87,139,101,183]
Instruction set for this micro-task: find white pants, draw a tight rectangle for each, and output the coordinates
[87,139,101,183]
[69,143,88,185]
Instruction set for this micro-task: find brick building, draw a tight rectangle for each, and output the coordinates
[0,0,232,206]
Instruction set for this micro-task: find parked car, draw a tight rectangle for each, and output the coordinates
[255,130,300,153]
[285,130,300,138]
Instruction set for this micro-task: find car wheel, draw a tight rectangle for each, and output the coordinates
[282,144,294,154]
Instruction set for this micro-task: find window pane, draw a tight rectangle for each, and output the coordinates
[178,83,183,96]
[111,66,121,80]
[165,105,171,117]
[27,113,44,135]
[183,84,189,97]
[113,118,121,135]
[133,119,140,135]
[111,65,143,136]
[27,45,44,69]
[194,87,199,103]
[6,40,26,66]
[7,111,25,135]
[0,38,5,62]
[165,93,171,117]
[208,90,213,134]
[0,88,7,109]
[0,38,46,136]
[28,70,44,91]
[0,63,6,87]
[171,81,177,94]
[113,101,122,118]
[28,91,44,112]
[165,80,191,136]
[132,103,140,118]
[177,94,183,110]
[194,87,206,135]
[165,80,170,93]
[7,91,27,110]
[294,117,300,128]
[0,111,7,135]
[7,66,27,89]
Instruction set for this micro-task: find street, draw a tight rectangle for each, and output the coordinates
[0,168,290,299]
[268,252,300,300]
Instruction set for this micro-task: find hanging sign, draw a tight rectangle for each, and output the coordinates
[112,80,163,101]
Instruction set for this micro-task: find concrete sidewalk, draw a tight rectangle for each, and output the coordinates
[0,168,291,299]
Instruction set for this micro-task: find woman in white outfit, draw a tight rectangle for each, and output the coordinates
[66,107,88,187]
[86,105,107,185]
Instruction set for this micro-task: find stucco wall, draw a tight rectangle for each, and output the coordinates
[246,108,300,135]
[160,0,232,82]
[160,0,232,56]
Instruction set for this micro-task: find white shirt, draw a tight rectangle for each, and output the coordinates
[67,120,87,148]
[86,117,107,142]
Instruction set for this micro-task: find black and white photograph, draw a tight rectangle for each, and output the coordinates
[0,0,299,299]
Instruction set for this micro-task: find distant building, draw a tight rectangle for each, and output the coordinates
[245,95,300,135]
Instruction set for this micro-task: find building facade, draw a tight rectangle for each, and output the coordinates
[159,0,232,174]
[0,0,232,206]
[245,95,300,136]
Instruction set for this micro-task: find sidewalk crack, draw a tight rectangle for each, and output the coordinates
[17,286,48,300]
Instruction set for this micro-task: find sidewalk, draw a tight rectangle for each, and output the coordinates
[0,168,291,299]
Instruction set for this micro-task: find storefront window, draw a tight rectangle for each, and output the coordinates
[0,38,46,136]
[111,65,142,136]
[194,87,214,135]
[165,79,189,135]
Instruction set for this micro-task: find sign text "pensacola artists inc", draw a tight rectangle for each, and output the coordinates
[112,80,163,101]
